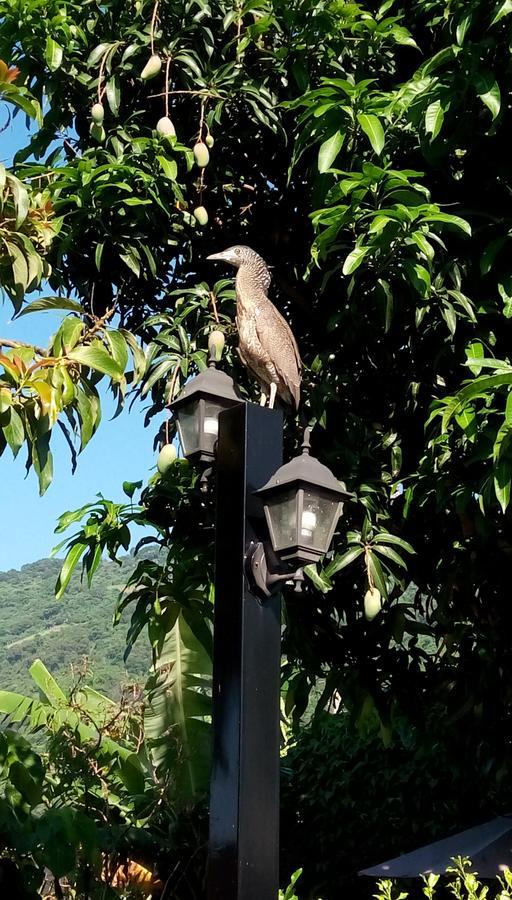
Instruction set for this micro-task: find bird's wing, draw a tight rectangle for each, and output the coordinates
[255,299,301,409]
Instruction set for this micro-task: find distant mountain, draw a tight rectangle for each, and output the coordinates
[0,554,151,699]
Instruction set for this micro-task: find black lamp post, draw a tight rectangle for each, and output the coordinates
[169,355,351,900]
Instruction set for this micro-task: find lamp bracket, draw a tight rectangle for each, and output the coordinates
[245,541,303,601]
[199,464,214,493]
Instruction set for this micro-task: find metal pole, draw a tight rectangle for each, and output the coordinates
[208,403,283,900]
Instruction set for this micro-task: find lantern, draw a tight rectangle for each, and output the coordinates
[169,352,242,464]
[254,429,353,567]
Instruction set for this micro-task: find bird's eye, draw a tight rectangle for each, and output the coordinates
[235,248,241,256]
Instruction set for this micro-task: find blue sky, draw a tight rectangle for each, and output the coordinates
[1,117,159,570]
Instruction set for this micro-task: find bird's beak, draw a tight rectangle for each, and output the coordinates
[206,251,228,261]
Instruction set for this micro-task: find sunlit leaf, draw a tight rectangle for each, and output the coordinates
[317,131,344,173]
[357,114,385,155]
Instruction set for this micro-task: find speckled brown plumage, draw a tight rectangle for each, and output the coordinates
[206,245,301,410]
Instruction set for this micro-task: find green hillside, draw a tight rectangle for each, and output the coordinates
[0,554,151,699]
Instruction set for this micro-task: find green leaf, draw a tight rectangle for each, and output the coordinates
[95,242,104,271]
[119,754,145,794]
[465,341,484,375]
[144,608,212,806]
[3,406,24,456]
[120,329,146,383]
[123,479,142,499]
[425,100,444,140]
[491,0,512,25]
[498,282,512,318]
[411,231,434,261]
[106,75,120,115]
[377,278,394,333]
[304,564,332,592]
[373,544,407,569]
[157,155,178,180]
[8,244,29,295]
[373,532,415,554]
[403,261,431,297]
[324,546,363,578]
[342,246,369,276]
[54,502,95,534]
[31,424,53,495]
[463,357,511,371]
[104,330,128,372]
[9,760,42,806]
[29,660,67,706]
[68,343,124,381]
[357,114,385,155]
[87,42,114,67]
[495,458,511,512]
[9,177,29,227]
[456,13,473,44]
[442,300,457,336]
[367,552,388,600]
[17,296,84,317]
[444,374,512,428]
[119,249,141,278]
[422,212,471,236]
[475,72,501,119]
[55,541,88,600]
[317,131,344,174]
[75,380,101,450]
[54,316,83,354]
[45,37,63,71]
[481,237,507,275]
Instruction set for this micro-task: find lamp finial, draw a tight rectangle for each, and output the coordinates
[301,426,312,455]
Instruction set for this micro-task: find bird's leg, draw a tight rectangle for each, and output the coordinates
[268,383,277,409]
[259,389,268,407]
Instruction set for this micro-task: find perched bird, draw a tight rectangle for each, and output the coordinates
[206,245,301,410]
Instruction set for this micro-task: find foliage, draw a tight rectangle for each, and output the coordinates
[280,869,308,900]
[4,0,512,895]
[281,712,512,899]
[374,858,512,900]
[0,653,211,897]
[0,660,158,898]
[0,553,150,699]
[0,302,147,494]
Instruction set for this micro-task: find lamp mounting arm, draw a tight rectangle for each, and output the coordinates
[246,541,303,601]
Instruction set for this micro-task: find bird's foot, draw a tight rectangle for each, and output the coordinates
[268,383,277,409]
[259,391,268,407]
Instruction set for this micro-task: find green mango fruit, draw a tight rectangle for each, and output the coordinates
[157,443,178,474]
[156,116,176,138]
[193,205,209,225]
[208,330,225,361]
[364,587,382,621]
[193,141,210,168]
[91,102,104,124]
[141,54,162,80]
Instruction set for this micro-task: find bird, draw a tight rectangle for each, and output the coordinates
[206,245,301,410]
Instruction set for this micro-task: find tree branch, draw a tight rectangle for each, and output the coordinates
[0,338,48,356]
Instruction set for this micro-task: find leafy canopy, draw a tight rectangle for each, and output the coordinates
[2,0,512,895]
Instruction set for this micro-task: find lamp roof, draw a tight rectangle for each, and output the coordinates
[255,428,356,502]
[169,358,243,409]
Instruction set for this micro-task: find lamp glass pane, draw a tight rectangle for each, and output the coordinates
[301,490,341,552]
[202,399,225,456]
[176,399,200,457]
[266,489,298,552]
